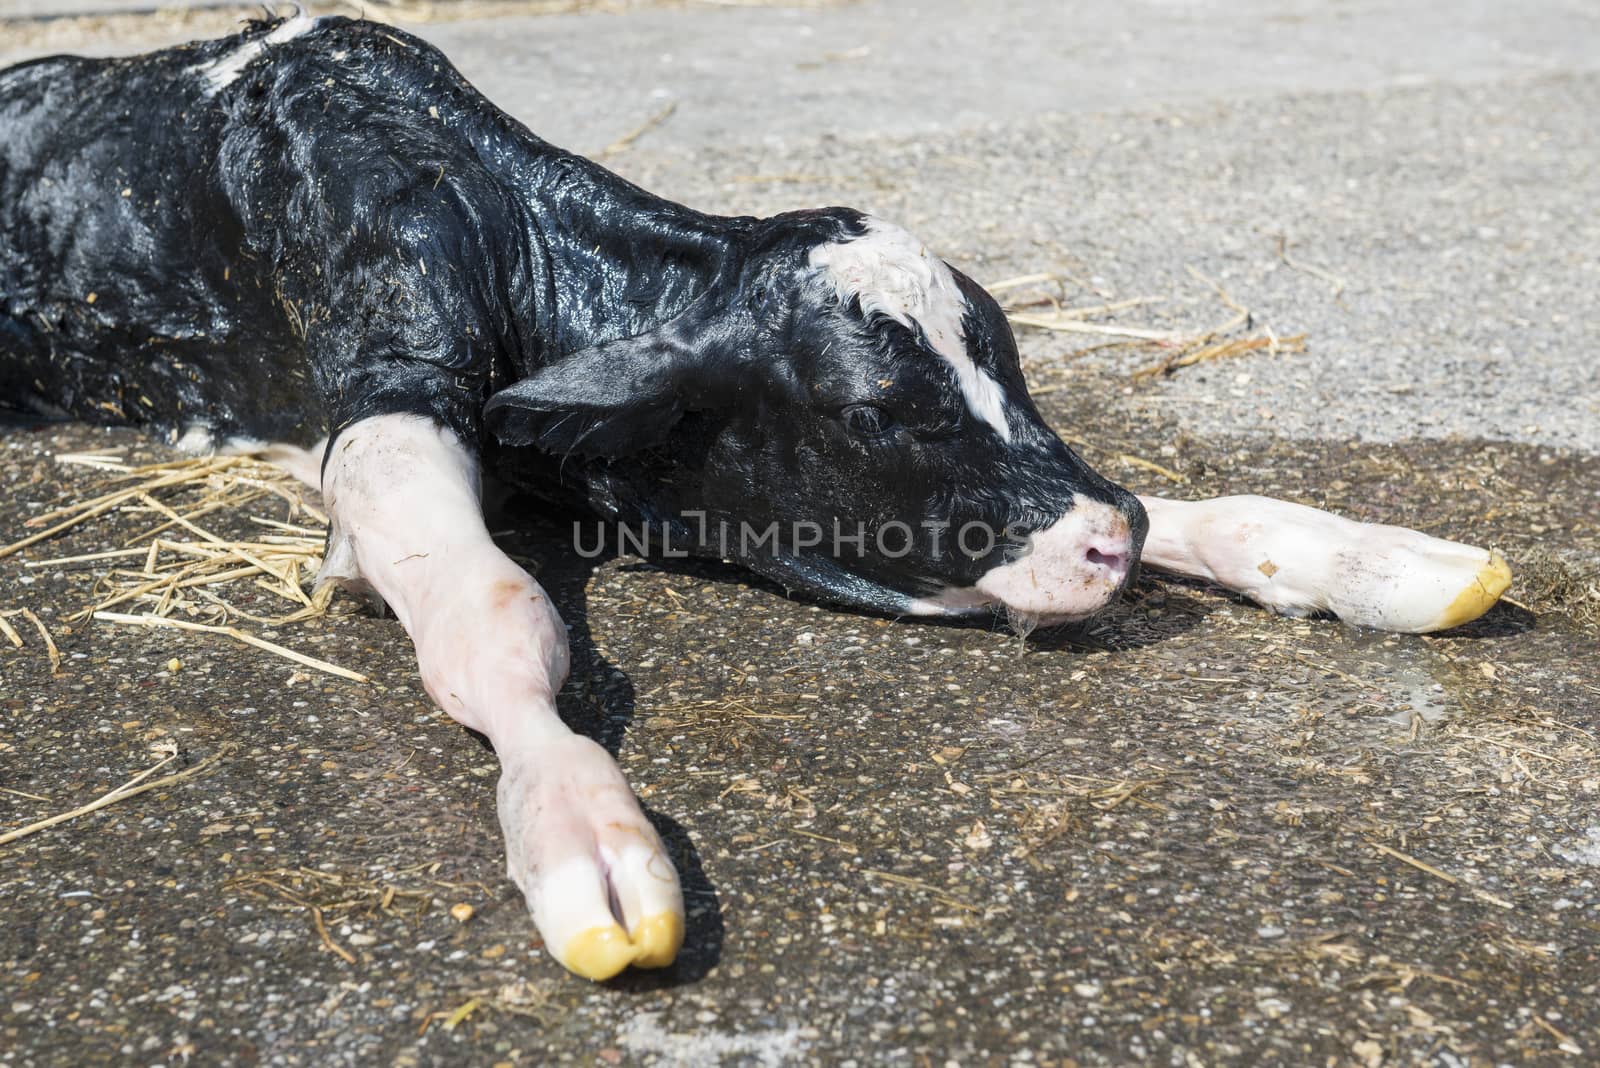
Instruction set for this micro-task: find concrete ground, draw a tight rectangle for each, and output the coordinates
[2,1,1598,1065]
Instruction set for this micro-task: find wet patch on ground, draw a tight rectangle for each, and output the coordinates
[2,412,1596,1066]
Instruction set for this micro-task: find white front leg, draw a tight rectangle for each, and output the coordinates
[321,414,683,979]
[1137,494,1512,633]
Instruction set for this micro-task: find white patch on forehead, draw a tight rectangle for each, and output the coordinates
[809,217,1011,441]
[191,11,316,96]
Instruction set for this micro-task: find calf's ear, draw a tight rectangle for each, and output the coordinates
[484,299,739,458]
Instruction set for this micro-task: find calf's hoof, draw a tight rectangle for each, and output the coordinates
[496,736,685,980]
[1424,548,1514,632]
[1327,535,1513,634]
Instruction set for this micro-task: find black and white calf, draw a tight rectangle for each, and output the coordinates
[0,15,1511,979]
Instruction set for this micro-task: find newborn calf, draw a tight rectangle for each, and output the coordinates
[0,14,1510,978]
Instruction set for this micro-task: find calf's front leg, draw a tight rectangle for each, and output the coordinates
[1134,494,1511,633]
[321,413,683,980]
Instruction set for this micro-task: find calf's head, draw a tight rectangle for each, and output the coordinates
[485,210,1146,626]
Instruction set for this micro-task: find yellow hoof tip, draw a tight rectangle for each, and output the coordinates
[1432,550,1513,631]
[629,912,685,970]
[560,925,636,982]
[558,914,685,980]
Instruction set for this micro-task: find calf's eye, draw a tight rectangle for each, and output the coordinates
[842,403,894,437]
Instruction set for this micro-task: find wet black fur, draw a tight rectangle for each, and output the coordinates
[0,16,1144,616]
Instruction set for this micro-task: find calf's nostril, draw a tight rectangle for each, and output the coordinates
[1085,547,1126,574]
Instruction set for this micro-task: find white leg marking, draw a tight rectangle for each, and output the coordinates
[1139,494,1512,633]
[191,11,316,95]
[809,217,1011,440]
[321,414,684,979]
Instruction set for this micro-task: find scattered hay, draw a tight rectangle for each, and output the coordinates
[1253,932,1471,993]
[1364,837,1514,910]
[1,449,366,682]
[1055,430,1188,486]
[1509,547,1600,628]
[1274,232,1347,303]
[998,264,1307,382]
[0,607,61,674]
[418,981,552,1035]
[225,863,485,964]
[93,611,369,683]
[982,768,1171,862]
[0,6,261,55]
[637,693,810,752]
[593,101,677,160]
[0,742,229,847]
[1131,330,1308,382]
[861,868,978,914]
